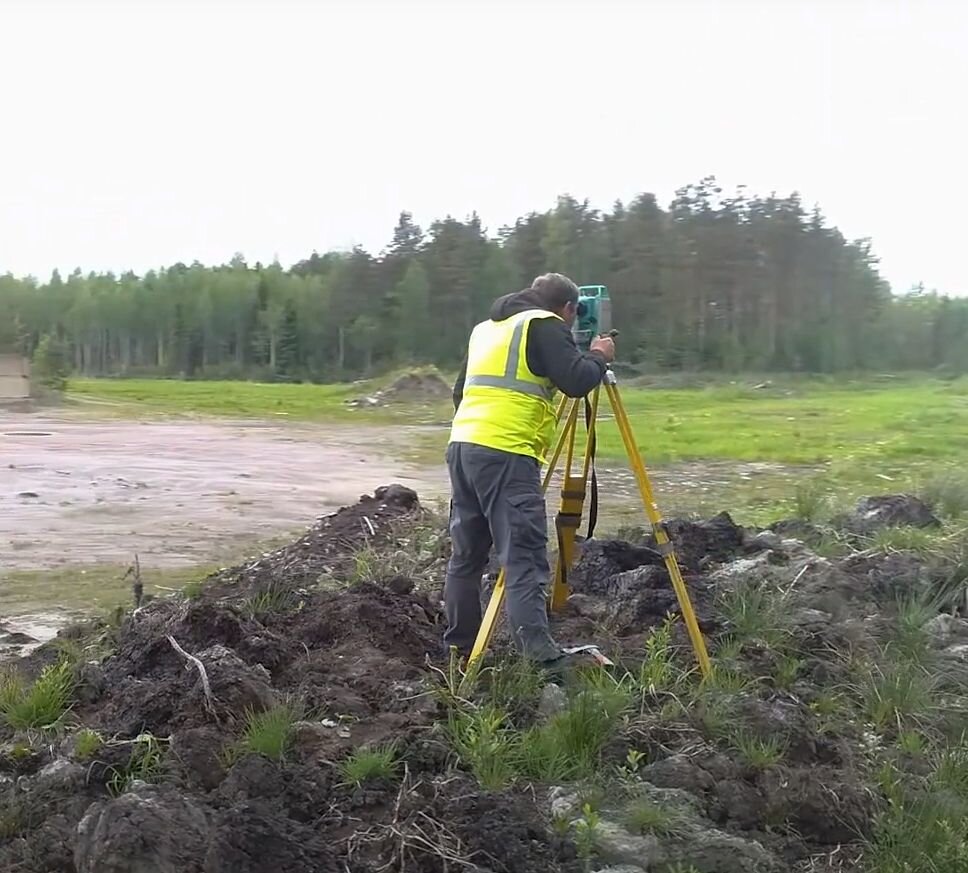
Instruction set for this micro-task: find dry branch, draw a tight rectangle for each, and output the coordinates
[167,634,219,722]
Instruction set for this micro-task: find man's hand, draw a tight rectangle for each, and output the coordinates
[590,335,615,363]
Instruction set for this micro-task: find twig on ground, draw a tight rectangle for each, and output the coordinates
[167,635,219,722]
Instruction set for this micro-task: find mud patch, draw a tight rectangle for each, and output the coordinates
[0,412,446,575]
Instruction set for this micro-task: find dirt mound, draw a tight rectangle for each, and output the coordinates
[4,489,967,872]
[207,483,423,593]
[831,493,941,536]
[350,370,452,408]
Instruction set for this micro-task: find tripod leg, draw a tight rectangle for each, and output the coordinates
[467,397,578,668]
[604,378,713,679]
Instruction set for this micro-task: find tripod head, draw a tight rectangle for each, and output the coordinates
[573,284,612,349]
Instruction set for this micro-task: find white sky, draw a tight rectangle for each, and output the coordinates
[1,0,966,295]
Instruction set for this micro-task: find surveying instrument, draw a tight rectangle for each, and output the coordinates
[467,284,712,678]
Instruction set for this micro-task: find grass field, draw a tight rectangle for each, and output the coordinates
[68,377,372,420]
[65,373,968,524]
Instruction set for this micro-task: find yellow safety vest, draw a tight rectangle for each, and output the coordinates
[450,309,560,463]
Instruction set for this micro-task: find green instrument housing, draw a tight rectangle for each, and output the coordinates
[573,284,612,349]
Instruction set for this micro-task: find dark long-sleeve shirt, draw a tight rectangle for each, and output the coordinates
[452,288,608,411]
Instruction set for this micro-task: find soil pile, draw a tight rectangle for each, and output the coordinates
[349,370,452,408]
[2,489,967,872]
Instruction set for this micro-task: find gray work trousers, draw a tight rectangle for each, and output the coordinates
[442,441,561,663]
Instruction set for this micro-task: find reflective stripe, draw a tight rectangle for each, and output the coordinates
[463,316,554,400]
[464,374,552,399]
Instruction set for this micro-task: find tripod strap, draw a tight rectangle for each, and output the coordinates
[584,395,599,541]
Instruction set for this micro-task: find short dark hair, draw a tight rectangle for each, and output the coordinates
[531,273,579,310]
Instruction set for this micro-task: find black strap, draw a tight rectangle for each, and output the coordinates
[554,513,568,606]
[584,395,599,541]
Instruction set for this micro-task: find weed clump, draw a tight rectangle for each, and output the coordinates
[229,701,301,763]
[74,728,104,761]
[794,479,830,522]
[339,743,401,787]
[729,728,786,769]
[624,796,688,837]
[0,660,74,730]
[719,581,788,648]
[243,584,294,620]
[107,733,166,796]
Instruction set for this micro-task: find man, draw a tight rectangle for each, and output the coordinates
[443,272,616,669]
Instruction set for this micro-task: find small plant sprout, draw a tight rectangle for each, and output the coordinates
[773,654,803,690]
[74,728,104,760]
[574,803,601,869]
[616,748,647,782]
[897,729,925,756]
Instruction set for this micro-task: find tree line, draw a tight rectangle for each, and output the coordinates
[2,177,966,382]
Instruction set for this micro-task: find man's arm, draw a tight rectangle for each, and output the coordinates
[526,318,608,397]
[452,357,467,411]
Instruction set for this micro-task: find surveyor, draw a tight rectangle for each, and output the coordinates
[443,272,616,670]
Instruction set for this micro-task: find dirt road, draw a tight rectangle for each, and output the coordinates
[2,412,449,571]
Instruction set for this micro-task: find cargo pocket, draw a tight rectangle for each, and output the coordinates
[507,491,547,552]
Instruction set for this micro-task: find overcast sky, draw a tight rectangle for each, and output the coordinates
[2,0,965,295]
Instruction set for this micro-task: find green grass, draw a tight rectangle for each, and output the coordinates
[340,743,401,787]
[446,704,519,790]
[637,615,680,697]
[0,660,74,730]
[443,673,632,789]
[870,526,942,554]
[242,583,294,620]
[865,737,968,871]
[921,471,968,519]
[0,563,218,616]
[231,702,301,762]
[730,728,787,769]
[69,374,968,463]
[719,582,788,647]
[794,478,832,521]
[479,657,547,719]
[66,374,968,526]
[891,593,941,665]
[772,654,804,690]
[67,375,448,423]
[181,580,205,600]
[861,661,937,731]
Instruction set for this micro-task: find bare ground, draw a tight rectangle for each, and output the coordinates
[1,412,449,571]
[3,410,812,573]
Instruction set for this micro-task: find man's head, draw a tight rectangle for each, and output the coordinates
[531,273,580,326]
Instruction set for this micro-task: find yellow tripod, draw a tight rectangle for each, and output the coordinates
[467,368,712,678]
